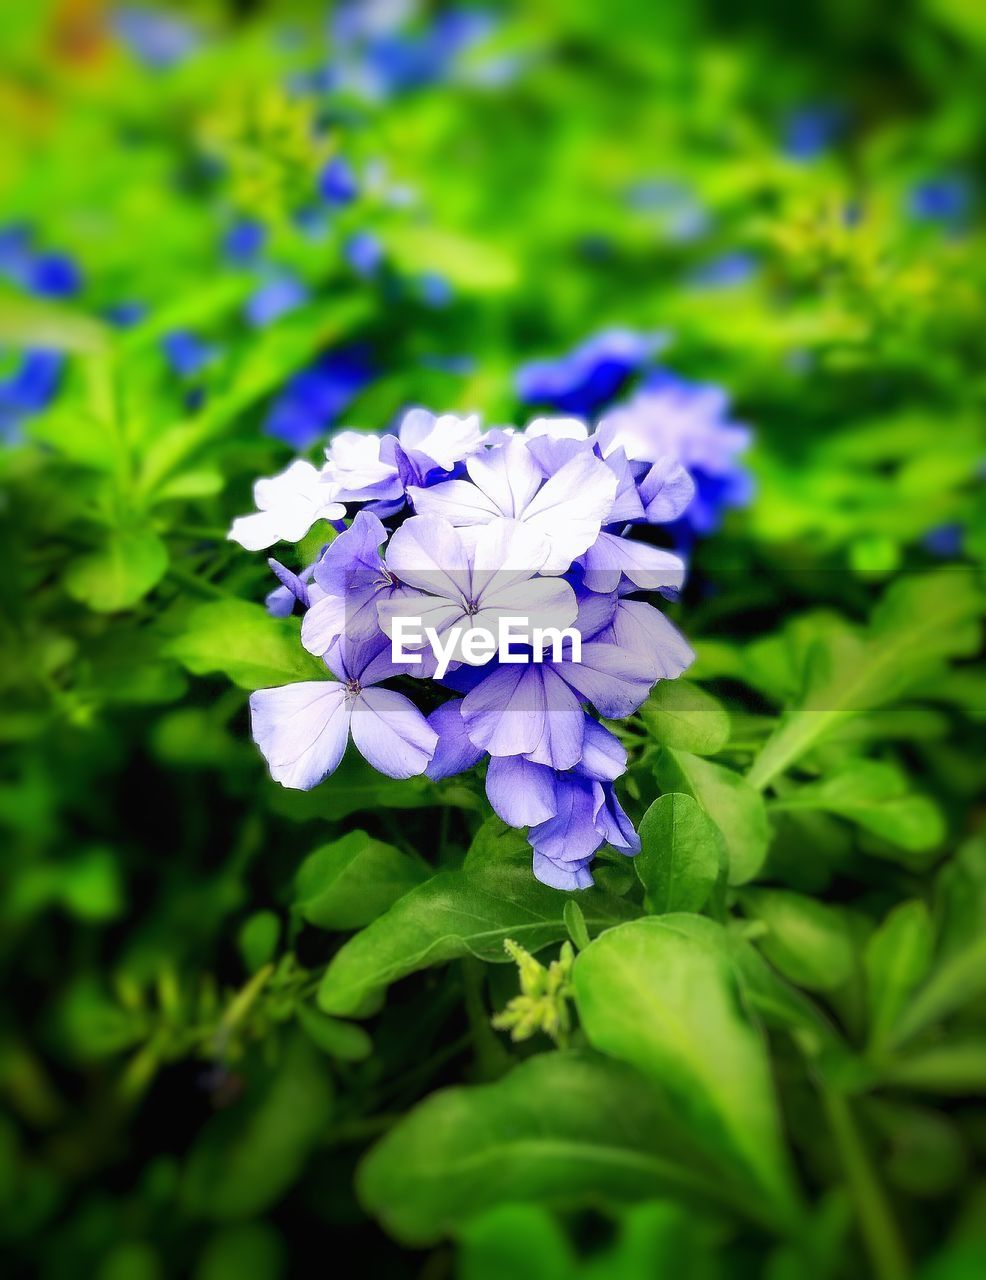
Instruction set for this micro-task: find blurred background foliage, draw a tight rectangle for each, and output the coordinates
[0,0,984,1277]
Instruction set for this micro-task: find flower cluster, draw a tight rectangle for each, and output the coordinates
[231,404,705,890]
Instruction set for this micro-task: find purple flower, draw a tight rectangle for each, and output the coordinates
[265,556,322,617]
[250,633,437,788]
[245,274,308,328]
[378,515,579,667]
[235,396,706,891]
[410,437,617,573]
[516,329,665,417]
[264,347,375,449]
[301,510,415,654]
[325,410,484,505]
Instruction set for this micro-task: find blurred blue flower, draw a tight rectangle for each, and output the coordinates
[782,105,845,161]
[908,177,972,226]
[330,5,495,100]
[516,329,665,417]
[344,231,385,277]
[264,346,376,449]
[113,7,199,69]
[596,370,753,538]
[27,253,82,299]
[319,156,359,206]
[0,228,82,298]
[625,179,710,242]
[223,219,266,265]
[105,301,146,328]
[689,251,756,289]
[245,274,308,328]
[417,272,453,308]
[923,523,964,559]
[161,331,217,378]
[0,350,64,443]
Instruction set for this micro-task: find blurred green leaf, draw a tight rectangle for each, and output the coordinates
[773,761,944,856]
[64,529,169,613]
[295,1004,372,1062]
[237,912,281,973]
[639,680,730,755]
[181,1035,332,1220]
[358,1050,766,1245]
[739,889,855,993]
[866,900,934,1051]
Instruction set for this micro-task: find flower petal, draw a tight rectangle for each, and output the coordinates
[250,682,350,790]
[350,687,438,778]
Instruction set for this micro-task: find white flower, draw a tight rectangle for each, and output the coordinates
[227,460,346,551]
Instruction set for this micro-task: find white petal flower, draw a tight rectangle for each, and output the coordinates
[228,460,346,551]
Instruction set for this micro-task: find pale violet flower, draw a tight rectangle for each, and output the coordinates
[409,438,617,573]
[250,634,437,789]
[227,460,346,551]
[378,515,578,663]
[325,409,484,502]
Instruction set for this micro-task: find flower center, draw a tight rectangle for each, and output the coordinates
[345,678,362,696]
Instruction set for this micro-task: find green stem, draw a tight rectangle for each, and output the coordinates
[820,1084,909,1280]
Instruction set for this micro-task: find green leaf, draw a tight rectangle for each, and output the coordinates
[295,1004,373,1062]
[294,830,429,931]
[655,750,770,885]
[195,1225,285,1280]
[881,1040,986,1093]
[318,857,638,1018]
[457,1205,574,1280]
[885,935,986,1051]
[638,680,730,755]
[748,573,984,791]
[181,1035,332,1220]
[65,528,168,613]
[237,912,280,973]
[563,899,591,951]
[635,793,725,914]
[865,900,934,1051]
[739,889,855,993]
[357,1050,770,1245]
[772,761,944,856]
[573,917,802,1229]
[165,600,327,690]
